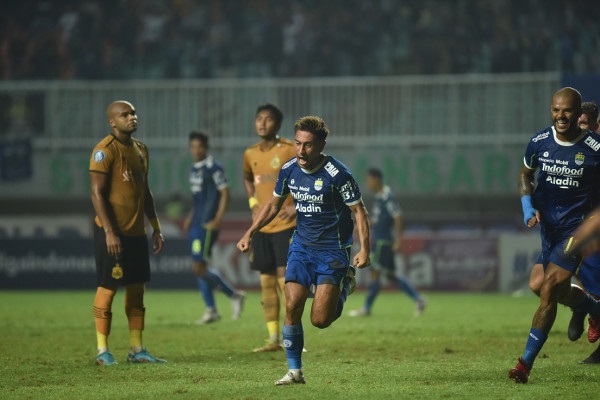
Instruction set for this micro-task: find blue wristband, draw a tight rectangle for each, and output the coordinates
[521,195,536,226]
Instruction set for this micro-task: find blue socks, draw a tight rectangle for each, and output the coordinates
[395,276,421,302]
[364,281,381,311]
[522,328,547,368]
[196,277,215,308]
[197,268,238,309]
[206,268,236,297]
[283,324,304,370]
[364,276,422,311]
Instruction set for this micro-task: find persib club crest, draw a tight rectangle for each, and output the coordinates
[270,156,280,169]
[314,178,323,191]
[575,152,585,166]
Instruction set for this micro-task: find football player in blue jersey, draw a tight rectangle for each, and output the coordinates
[348,168,426,317]
[509,88,600,383]
[528,102,600,345]
[237,116,370,386]
[184,131,245,324]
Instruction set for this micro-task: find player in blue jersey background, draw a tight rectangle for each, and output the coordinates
[237,116,370,386]
[349,168,426,318]
[509,88,600,383]
[184,131,245,325]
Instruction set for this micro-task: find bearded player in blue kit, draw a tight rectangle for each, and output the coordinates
[509,87,600,383]
[237,116,370,386]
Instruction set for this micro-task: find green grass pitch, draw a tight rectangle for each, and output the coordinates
[1,290,599,399]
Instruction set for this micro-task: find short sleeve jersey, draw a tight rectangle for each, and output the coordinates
[189,155,228,227]
[89,134,149,236]
[371,185,402,242]
[274,155,362,249]
[243,137,296,233]
[524,127,600,229]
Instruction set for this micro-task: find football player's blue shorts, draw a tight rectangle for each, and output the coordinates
[540,224,580,273]
[371,239,394,271]
[577,252,600,297]
[286,240,351,289]
[189,226,219,262]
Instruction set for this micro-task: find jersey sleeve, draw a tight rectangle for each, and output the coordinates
[273,162,292,198]
[140,142,150,177]
[89,144,115,174]
[212,166,229,190]
[385,196,402,218]
[523,139,538,169]
[336,169,362,206]
[242,149,253,182]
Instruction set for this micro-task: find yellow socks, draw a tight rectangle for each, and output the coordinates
[129,329,143,353]
[267,320,280,343]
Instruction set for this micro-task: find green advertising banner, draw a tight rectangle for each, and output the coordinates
[0,146,524,198]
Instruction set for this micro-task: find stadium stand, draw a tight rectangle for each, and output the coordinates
[1,0,598,80]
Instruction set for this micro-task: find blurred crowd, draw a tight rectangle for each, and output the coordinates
[1,0,598,80]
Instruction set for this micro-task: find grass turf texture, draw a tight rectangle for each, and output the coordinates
[1,290,599,399]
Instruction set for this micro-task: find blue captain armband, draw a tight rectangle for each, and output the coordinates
[521,195,536,226]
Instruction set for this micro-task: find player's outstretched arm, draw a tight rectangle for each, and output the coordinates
[350,201,370,268]
[237,195,287,253]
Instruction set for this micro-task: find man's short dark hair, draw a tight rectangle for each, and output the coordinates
[256,103,283,125]
[189,130,209,146]
[582,101,599,123]
[294,116,330,142]
[367,168,383,180]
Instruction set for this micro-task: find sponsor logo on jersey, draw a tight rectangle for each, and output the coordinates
[541,163,584,177]
[314,178,323,191]
[291,191,324,203]
[270,156,280,169]
[543,151,549,157]
[324,162,339,177]
[296,202,322,213]
[546,175,579,188]
[339,181,355,201]
[93,150,105,162]
[585,136,600,151]
[290,179,295,185]
[575,152,585,166]
[532,132,550,142]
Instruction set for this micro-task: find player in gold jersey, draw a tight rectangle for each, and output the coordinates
[243,104,296,352]
[89,100,165,365]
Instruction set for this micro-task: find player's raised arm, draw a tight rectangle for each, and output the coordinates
[237,195,287,252]
[518,164,539,228]
[349,200,370,268]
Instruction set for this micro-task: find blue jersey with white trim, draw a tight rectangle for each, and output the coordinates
[524,127,600,229]
[189,155,228,227]
[274,155,362,249]
[371,186,402,242]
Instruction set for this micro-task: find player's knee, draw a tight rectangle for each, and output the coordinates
[193,262,207,276]
[311,317,332,329]
[529,279,542,296]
